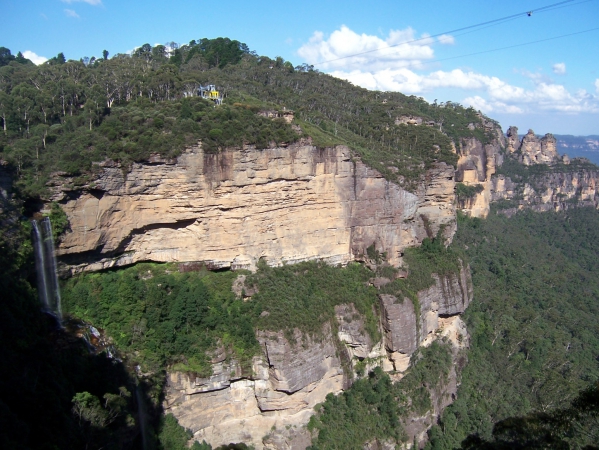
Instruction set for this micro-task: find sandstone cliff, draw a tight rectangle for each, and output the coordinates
[454,131,504,218]
[52,143,455,274]
[163,263,472,449]
[491,168,599,214]
[456,126,599,218]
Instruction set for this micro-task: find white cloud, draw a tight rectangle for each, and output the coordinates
[300,26,599,120]
[61,0,102,5]
[64,9,80,18]
[462,96,524,114]
[22,51,47,65]
[330,67,599,115]
[552,63,566,75]
[438,34,455,45]
[297,25,436,72]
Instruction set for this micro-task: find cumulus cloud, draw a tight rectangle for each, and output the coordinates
[64,9,80,18]
[462,96,524,114]
[297,25,438,72]
[438,34,455,45]
[22,51,48,65]
[61,0,102,5]
[330,67,599,115]
[553,63,566,75]
[300,26,599,119]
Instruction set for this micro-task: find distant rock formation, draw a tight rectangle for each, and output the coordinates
[519,129,559,165]
[457,124,599,218]
[506,126,521,154]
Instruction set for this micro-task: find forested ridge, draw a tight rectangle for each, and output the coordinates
[426,208,599,449]
[0,38,495,198]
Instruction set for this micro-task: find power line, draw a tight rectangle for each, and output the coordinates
[343,26,599,73]
[312,0,588,67]
[424,27,599,67]
[340,27,599,74]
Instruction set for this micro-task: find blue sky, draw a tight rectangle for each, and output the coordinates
[2,0,599,135]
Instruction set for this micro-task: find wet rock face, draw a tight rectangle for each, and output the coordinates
[256,326,341,394]
[419,263,473,319]
[53,143,455,274]
[335,303,372,360]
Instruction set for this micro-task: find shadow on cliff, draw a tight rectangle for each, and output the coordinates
[0,228,163,450]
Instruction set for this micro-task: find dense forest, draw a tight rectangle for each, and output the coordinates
[305,208,599,450]
[1,37,598,450]
[0,38,494,198]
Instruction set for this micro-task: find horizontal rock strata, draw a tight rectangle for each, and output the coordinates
[491,169,599,214]
[52,143,455,273]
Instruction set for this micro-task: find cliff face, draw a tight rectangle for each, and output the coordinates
[164,264,472,450]
[491,169,599,213]
[519,129,559,165]
[455,134,504,218]
[456,126,599,217]
[53,143,455,274]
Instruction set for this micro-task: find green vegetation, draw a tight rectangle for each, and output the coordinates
[307,366,406,449]
[427,208,599,449]
[455,183,484,202]
[62,259,381,373]
[0,47,33,67]
[157,413,214,450]
[0,218,147,449]
[248,260,380,342]
[307,342,454,449]
[460,381,599,449]
[0,38,499,200]
[63,263,258,375]
[47,200,69,237]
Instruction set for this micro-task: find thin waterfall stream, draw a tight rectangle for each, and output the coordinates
[32,217,63,320]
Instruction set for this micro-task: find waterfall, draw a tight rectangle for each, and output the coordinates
[32,217,62,320]
[135,381,150,450]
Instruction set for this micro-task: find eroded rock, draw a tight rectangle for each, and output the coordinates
[52,143,455,273]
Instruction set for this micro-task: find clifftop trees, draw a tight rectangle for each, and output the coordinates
[0,37,493,199]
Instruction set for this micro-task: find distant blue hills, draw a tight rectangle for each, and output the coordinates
[553,134,599,165]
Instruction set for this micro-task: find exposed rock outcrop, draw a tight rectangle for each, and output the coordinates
[379,261,472,374]
[491,168,599,214]
[164,263,473,450]
[456,125,599,218]
[506,126,521,154]
[455,133,504,218]
[519,129,559,165]
[53,143,455,274]
[164,324,344,450]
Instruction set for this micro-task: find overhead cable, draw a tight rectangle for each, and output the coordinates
[312,0,589,66]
